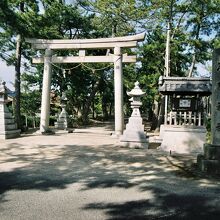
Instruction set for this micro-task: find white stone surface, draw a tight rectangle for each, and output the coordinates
[160,125,206,154]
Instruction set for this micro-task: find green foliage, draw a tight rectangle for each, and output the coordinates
[20,90,41,117]
[213,37,220,48]
[185,0,220,62]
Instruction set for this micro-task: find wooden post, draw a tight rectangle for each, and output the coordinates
[189,111,192,125]
[184,112,187,125]
[198,112,201,126]
[179,112,182,125]
[164,23,171,127]
[165,23,171,77]
[174,112,177,125]
[193,112,197,126]
[169,111,172,125]
[164,95,168,125]
[40,49,53,133]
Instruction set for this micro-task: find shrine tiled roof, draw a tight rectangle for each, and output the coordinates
[158,77,211,95]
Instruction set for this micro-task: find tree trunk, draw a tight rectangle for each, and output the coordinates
[33,116,36,128]
[109,101,113,118]
[14,34,22,129]
[155,96,165,132]
[82,79,100,124]
[188,54,196,77]
[188,22,201,77]
[102,98,109,120]
[151,99,159,130]
[14,2,24,130]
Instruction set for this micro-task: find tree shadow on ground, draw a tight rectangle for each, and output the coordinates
[0,132,220,219]
[84,194,220,220]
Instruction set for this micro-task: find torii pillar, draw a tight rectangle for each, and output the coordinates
[40,49,53,133]
[114,46,124,136]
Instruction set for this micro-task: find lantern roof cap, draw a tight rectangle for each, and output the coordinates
[127,81,145,97]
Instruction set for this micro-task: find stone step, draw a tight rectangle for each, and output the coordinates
[204,144,220,160]
[0,123,17,130]
[0,104,10,112]
[197,154,220,174]
[126,123,144,130]
[57,118,68,122]
[120,131,147,142]
[0,112,13,118]
[58,113,68,118]
[0,129,21,135]
[0,129,21,139]
[55,122,67,130]
[0,108,10,113]
[0,118,15,124]
[149,136,162,143]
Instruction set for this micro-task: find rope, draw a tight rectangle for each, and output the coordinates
[51,62,81,71]
[50,61,113,73]
[81,63,112,72]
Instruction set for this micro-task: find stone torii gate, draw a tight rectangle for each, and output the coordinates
[26,33,145,135]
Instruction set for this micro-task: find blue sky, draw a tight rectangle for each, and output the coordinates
[0,59,15,89]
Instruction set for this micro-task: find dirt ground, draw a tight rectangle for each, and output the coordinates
[0,123,220,220]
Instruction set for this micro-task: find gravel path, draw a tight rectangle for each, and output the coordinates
[0,124,220,220]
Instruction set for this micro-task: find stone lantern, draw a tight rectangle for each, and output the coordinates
[55,92,69,130]
[0,81,20,139]
[120,81,148,148]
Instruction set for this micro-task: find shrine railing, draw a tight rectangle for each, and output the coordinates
[165,111,209,127]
